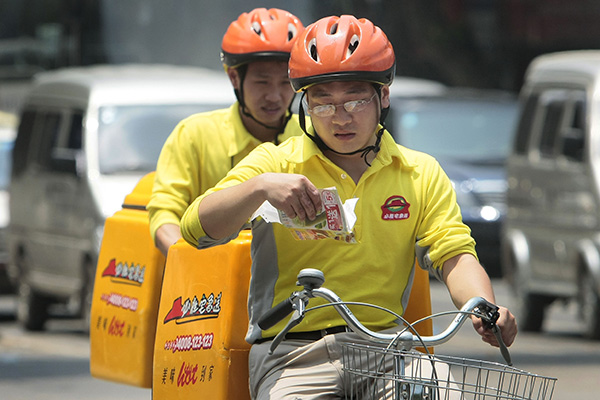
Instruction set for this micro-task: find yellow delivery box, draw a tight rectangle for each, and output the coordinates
[90,172,165,387]
[152,231,252,400]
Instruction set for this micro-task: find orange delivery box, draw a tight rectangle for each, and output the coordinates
[152,232,252,399]
[89,172,165,387]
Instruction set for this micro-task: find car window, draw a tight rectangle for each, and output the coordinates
[537,90,569,159]
[12,109,36,178]
[0,140,13,190]
[35,111,62,170]
[559,92,586,163]
[97,104,219,174]
[514,94,539,155]
[67,112,83,150]
[391,97,518,163]
[46,111,84,173]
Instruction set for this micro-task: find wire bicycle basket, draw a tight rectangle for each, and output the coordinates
[342,343,556,400]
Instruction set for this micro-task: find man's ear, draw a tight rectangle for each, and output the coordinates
[227,67,240,90]
[381,85,391,109]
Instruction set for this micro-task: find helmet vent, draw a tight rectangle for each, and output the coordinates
[308,38,319,62]
[348,34,359,56]
[329,22,339,35]
[288,23,298,41]
[251,21,264,38]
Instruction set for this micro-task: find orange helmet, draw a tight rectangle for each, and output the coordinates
[221,8,304,69]
[289,15,395,92]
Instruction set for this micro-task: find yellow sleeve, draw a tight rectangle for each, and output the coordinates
[415,155,477,275]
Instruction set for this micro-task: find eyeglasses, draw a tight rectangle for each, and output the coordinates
[306,93,378,117]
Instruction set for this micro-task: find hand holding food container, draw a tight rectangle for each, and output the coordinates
[251,187,358,242]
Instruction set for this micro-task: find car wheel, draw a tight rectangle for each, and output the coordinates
[17,282,49,331]
[579,268,600,340]
[80,259,96,334]
[511,266,549,332]
[515,291,548,332]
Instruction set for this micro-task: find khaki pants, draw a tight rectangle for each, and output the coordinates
[249,331,457,400]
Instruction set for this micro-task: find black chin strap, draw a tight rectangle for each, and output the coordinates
[298,91,389,167]
[238,97,293,144]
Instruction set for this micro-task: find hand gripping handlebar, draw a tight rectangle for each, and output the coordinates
[257,268,512,365]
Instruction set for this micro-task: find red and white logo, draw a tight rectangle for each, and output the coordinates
[102,258,145,286]
[381,196,411,220]
[163,292,222,324]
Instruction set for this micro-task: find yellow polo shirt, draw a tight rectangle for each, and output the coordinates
[147,103,302,240]
[181,129,476,342]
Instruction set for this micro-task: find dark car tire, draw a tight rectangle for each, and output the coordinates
[512,266,551,332]
[579,268,600,340]
[516,292,548,332]
[17,282,49,331]
[80,259,96,334]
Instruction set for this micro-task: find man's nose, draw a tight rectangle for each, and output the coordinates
[331,106,353,124]
[265,84,286,102]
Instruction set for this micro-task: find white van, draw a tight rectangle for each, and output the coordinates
[8,64,234,330]
[502,50,600,339]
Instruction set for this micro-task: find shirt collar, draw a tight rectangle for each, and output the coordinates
[376,128,418,169]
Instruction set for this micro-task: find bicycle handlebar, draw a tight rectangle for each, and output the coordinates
[258,268,512,365]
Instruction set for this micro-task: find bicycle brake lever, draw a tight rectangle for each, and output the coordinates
[268,297,307,355]
[490,324,513,366]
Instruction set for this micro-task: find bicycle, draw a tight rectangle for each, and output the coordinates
[258,268,556,400]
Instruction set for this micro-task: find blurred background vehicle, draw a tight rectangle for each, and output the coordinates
[7,64,235,331]
[2,1,598,93]
[0,111,17,293]
[387,88,519,278]
[502,50,600,340]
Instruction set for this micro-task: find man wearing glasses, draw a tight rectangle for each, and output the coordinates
[180,15,517,399]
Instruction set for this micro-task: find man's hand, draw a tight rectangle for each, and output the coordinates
[258,173,322,222]
[197,173,322,240]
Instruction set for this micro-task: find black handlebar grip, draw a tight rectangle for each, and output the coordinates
[257,297,294,330]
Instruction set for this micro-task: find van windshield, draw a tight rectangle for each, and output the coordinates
[97,104,221,174]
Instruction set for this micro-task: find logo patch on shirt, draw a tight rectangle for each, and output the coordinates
[381,196,410,220]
